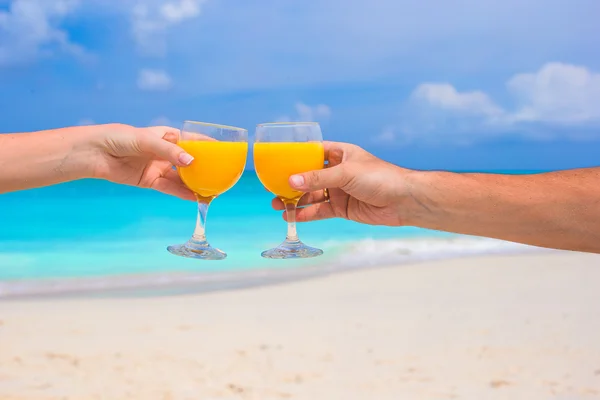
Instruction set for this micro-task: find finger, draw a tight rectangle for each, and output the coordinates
[323,141,353,166]
[162,131,178,144]
[299,190,328,207]
[163,167,182,183]
[289,165,351,192]
[158,167,196,200]
[282,203,336,222]
[271,190,328,210]
[323,141,344,160]
[138,132,194,167]
[271,197,284,210]
[147,126,180,140]
[151,177,196,201]
[149,126,217,142]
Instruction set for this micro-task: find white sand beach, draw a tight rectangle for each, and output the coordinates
[1,251,599,399]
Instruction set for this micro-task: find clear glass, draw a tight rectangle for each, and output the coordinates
[168,121,248,260]
[254,122,325,259]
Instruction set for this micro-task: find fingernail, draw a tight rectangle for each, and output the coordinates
[179,152,194,165]
[290,175,304,188]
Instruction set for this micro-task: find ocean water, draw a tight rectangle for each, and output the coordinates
[0,172,538,297]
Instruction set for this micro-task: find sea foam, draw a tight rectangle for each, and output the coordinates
[0,236,542,299]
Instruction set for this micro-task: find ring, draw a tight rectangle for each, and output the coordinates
[323,188,330,202]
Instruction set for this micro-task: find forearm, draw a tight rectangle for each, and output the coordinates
[0,127,98,193]
[405,168,600,253]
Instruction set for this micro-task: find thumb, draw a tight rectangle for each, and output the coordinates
[138,132,194,167]
[289,165,351,191]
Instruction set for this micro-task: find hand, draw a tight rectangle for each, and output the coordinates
[91,124,196,201]
[272,142,413,226]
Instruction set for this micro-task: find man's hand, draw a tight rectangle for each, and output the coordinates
[272,141,600,254]
[272,142,415,226]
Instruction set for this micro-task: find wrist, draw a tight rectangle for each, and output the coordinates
[395,169,437,227]
[63,125,108,180]
[80,123,132,180]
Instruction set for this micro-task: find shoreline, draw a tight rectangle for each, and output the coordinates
[0,236,545,300]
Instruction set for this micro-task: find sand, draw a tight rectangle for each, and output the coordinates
[1,251,600,399]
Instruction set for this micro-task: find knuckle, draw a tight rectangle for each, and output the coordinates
[307,171,320,187]
[329,148,345,164]
[163,131,178,142]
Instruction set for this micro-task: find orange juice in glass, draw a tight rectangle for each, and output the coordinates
[254,142,324,202]
[254,122,324,259]
[168,121,248,260]
[178,140,247,201]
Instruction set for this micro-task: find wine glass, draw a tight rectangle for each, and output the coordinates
[168,121,248,260]
[254,122,325,259]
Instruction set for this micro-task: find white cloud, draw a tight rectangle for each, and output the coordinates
[408,62,600,136]
[0,0,84,66]
[131,0,206,56]
[296,102,332,121]
[137,68,172,90]
[277,102,332,122]
[411,83,504,118]
[160,0,202,23]
[507,62,600,124]
[373,126,396,143]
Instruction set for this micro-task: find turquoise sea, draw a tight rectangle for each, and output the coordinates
[0,171,539,297]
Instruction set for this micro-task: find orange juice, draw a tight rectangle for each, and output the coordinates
[253,142,324,201]
[178,140,247,199]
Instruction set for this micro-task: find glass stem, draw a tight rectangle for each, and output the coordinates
[192,197,212,244]
[284,200,300,243]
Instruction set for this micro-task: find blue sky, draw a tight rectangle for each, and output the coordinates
[1,0,599,170]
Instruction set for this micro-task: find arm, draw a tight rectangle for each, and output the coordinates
[405,168,600,253]
[0,124,194,199]
[279,142,600,254]
[0,126,97,193]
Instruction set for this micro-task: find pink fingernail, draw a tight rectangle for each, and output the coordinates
[179,153,194,165]
[290,175,304,187]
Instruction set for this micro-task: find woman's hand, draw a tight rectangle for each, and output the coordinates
[0,123,197,198]
[91,124,196,201]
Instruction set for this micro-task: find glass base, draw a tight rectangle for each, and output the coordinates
[167,239,226,260]
[261,240,323,259]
